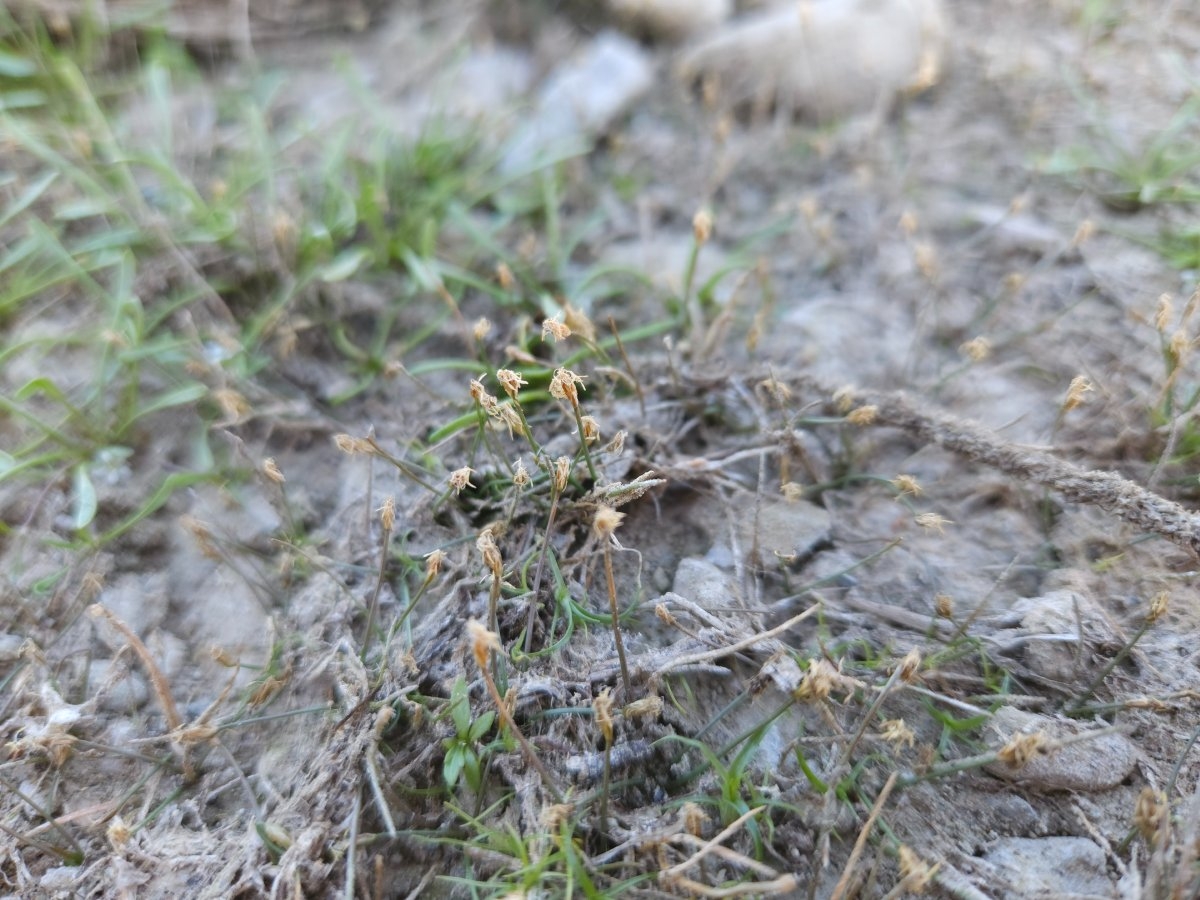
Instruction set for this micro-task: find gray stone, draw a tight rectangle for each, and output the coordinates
[501,31,653,173]
[982,836,1112,898]
[984,706,1139,792]
[88,659,149,714]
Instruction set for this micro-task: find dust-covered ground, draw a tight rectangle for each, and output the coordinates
[4,1,1200,898]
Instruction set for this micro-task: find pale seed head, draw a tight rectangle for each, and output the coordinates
[1148,589,1169,625]
[262,457,285,484]
[897,845,939,893]
[624,694,663,722]
[473,317,493,341]
[795,658,839,702]
[512,459,530,488]
[1155,294,1174,333]
[832,386,857,413]
[914,512,952,534]
[579,415,600,445]
[996,730,1046,768]
[603,430,627,455]
[496,368,528,399]
[334,433,372,455]
[896,648,922,683]
[552,456,571,494]
[879,719,916,749]
[846,405,878,426]
[1062,375,1094,412]
[892,474,923,498]
[476,530,503,578]
[1133,787,1169,845]
[467,618,501,670]
[542,317,571,342]
[593,505,626,541]
[563,304,596,342]
[593,688,615,745]
[692,208,713,245]
[1070,218,1095,248]
[548,367,585,405]
[424,548,447,579]
[959,336,991,361]
[1169,328,1190,364]
[681,801,709,838]
[495,261,515,290]
[934,593,954,618]
[378,497,396,532]
[780,481,805,502]
[449,466,476,494]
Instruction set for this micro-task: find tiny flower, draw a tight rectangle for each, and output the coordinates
[757,377,792,404]
[958,336,991,361]
[846,405,878,426]
[603,430,627,455]
[897,845,939,893]
[473,317,492,340]
[795,658,840,702]
[449,466,475,494]
[692,208,713,245]
[467,618,501,670]
[832,386,857,413]
[624,694,663,722]
[378,497,396,531]
[496,368,527,398]
[579,415,600,444]
[593,505,625,541]
[593,688,614,744]
[892,474,923,498]
[655,603,679,628]
[563,304,596,342]
[424,548,447,579]
[1170,328,1190,363]
[541,803,575,831]
[1155,294,1174,333]
[491,403,525,437]
[914,512,952,534]
[1070,218,1095,248]
[879,719,916,749]
[896,648,922,683]
[476,529,503,577]
[934,593,954,619]
[1133,788,1168,844]
[552,456,571,494]
[1062,375,1093,412]
[542,317,571,342]
[780,481,805,502]
[548,367,585,406]
[495,261,515,290]
[334,434,372,455]
[996,731,1047,769]
[512,459,530,488]
[262,458,285,484]
[1148,590,1169,625]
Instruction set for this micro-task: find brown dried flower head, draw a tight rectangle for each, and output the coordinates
[476,530,503,578]
[593,688,615,745]
[495,261,515,290]
[780,481,805,502]
[959,336,991,362]
[1155,294,1174,333]
[832,386,857,413]
[467,618,501,670]
[563,304,596,342]
[548,367,585,406]
[496,368,528,399]
[892,474,923,498]
[681,801,709,838]
[449,466,475,494]
[897,648,922,683]
[1062,375,1093,412]
[1170,328,1190,364]
[542,316,571,342]
[552,456,571,494]
[262,457,285,484]
[757,376,792,404]
[897,845,939,893]
[378,497,396,532]
[914,512,952,534]
[579,415,600,445]
[512,459,530,488]
[334,433,372,455]
[424,548,447,579]
[997,730,1047,769]
[934,593,954,618]
[624,694,663,722]
[692,208,713,245]
[473,317,492,340]
[1133,787,1169,845]
[1148,589,1169,625]
[541,803,575,832]
[846,404,878,426]
[879,719,916,749]
[603,430,627,455]
[795,658,840,702]
[491,403,525,437]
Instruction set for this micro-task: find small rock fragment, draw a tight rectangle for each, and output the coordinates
[501,31,653,173]
[981,836,1112,898]
[677,0,947,121]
